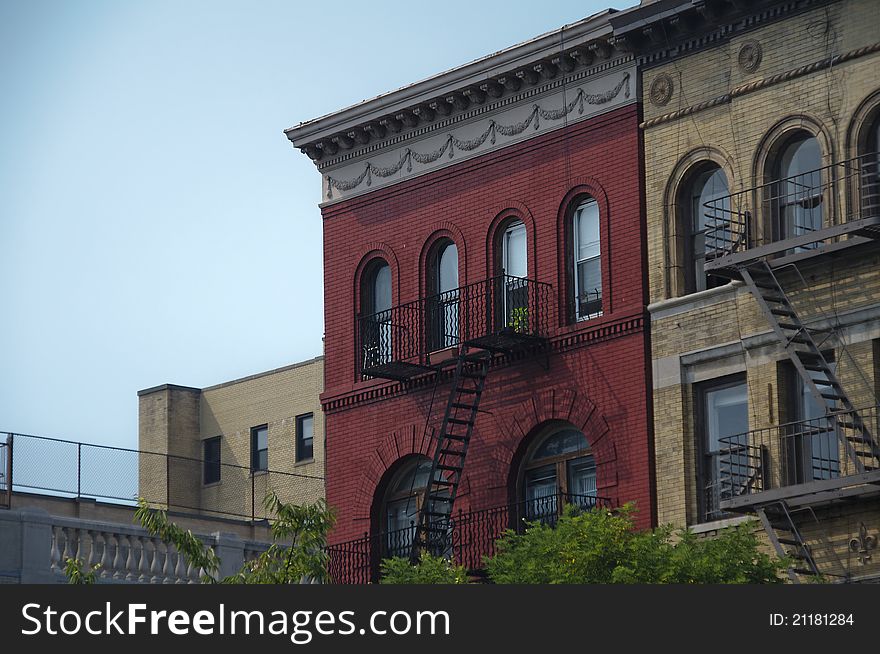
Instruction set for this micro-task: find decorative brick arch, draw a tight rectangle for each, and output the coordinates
[661,147,738,299]
[418,221,468,299]
[484,201,537,280]
[352,241,402,314]
[846,87,880,159]
[478,387,618,506]
[350,422,436,524]
[555,177,613,321]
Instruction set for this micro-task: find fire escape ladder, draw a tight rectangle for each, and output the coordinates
[411,346,490,561]
[756,501,821,583]
[740,260,880,473]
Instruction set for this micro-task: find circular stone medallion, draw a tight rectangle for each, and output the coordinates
[649,73,674,106]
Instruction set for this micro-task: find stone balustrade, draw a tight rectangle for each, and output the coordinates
[0,508,272,584]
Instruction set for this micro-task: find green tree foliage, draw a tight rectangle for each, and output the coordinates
[380,552,469,584]
[63,557,101,584]
[485,504,787,584]
[65,493,335,584]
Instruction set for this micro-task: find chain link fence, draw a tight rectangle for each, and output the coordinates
[2,432,324,521]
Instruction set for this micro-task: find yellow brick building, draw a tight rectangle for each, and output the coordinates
[613,0,880,581]
[138,357,325,520]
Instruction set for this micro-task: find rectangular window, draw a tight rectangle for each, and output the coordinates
[573,200,602,320]
[696,375,748,522]
[296,413,314,462]
[783,355,840,483]
[251,425,268,472]
[203,436,221,484]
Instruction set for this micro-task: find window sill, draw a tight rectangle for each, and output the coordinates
[251,469,269,478]
[294,458,315,468]
[202,481,222,489]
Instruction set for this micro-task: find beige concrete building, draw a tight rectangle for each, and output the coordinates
[138,356,325,520]
[613,0,880,581]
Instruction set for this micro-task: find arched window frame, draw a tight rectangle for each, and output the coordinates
[569,196,603,320]
[515,422,597,526]
[679,163,730,294]
[358,257,393,374]
[768,131,825,244]
[847,91,880,221]
[426,238,460,351]
[377,456,432,559]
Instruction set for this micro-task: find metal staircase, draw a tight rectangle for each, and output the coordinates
[756,501,821,583]
[740,260,880,473]
[410,347,490,561]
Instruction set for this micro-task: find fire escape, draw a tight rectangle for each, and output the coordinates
[357,275,552,562]
[704,152,880,582]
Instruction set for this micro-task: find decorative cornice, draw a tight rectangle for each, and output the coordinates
[640,41,880,129]
[315,56,631,171]
[609,0,834,70]
[288,12,624,165]
[324,73,630,200]
[321,312,645,414]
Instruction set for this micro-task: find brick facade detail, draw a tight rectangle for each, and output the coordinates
[319,102,653,542]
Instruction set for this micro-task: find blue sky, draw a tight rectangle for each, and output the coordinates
[0,0,636,448]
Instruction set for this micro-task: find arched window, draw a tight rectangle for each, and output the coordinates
[681,164,729,293]
[571,198,602,319]
[518,424,596,525]
[380,457,431,558]
[500,220,528,330]
[361,260,392,367]
[428,240,459,350]
[860,113,880,218]
[772,132,823,243]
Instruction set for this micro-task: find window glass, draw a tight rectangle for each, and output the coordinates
[252,425,268,472]
[382,458,432,558]
[522,426,596,525]
[203,437,221,485]
[373,263,391,314]
[502,221,527,278]
[776,134,823,241]
[437,242,458,293]
[296,414,314,462]
[431,242,459,349]
[573,199,602,319]
[700,378,748,522]
[788,358,839,482]
[686,165,729,293]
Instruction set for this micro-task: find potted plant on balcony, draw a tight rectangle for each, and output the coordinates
[507,306,530,335]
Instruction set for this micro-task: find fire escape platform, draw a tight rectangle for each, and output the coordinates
[721,469,880,513]
[704,215,880,276]
[361,361,438,382]
[463,331,548,354]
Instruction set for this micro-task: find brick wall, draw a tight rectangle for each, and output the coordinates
[643,0,880,530]
[319,102,653,543]
[137,357,325,517]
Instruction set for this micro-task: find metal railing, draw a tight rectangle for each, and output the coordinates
[711,405,880,509]
[704,152,880,262]
[357,274,553,377]
[2,431,324,522]
[325,492,610,583]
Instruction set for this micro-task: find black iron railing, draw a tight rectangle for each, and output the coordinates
[325,492,610,583]
[357,274,553,378]
[1,431,324,522]
[704,152,880,263]
[710,405,880,511]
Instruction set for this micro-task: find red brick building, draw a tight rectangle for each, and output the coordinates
[287,10,652,579]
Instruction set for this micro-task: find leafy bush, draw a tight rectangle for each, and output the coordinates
[380,553,469,584]
[485,504,786,584]
[61,493,336,585]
